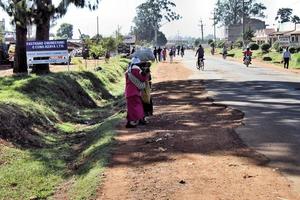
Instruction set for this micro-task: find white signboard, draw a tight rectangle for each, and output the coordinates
[26,40,68,65]
[123,35,136,44]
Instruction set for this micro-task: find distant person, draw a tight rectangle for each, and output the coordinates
[157,46,162,62]
[153,47,158,62]
[180,46,185,57]
[131,46,136,55]
[162,47,167,61]
[177,45,181,56]
[283,47,291,69]
[173,46,177,58]
[169,48,174,63]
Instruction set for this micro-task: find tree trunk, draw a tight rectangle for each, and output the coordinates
[13,24,28,73]
[31,0,51,74]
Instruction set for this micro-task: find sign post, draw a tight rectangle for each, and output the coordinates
[26,40,69,74]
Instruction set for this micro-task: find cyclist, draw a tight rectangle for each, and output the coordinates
[195,45,205,66]
[222,45,228,59]
[243,47,252,64]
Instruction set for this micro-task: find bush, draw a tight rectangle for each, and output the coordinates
[296,47,300,53]
[210,41,216,48]
[90,45,105,59]
[262,56,272,61]
[208,39,214,45]
[261,43,271,53]
[273,41,281,52]
[234,39,243,48]
[227,53,235,57]
[289,47,297,54]
[217,40,226,48]
[249,42,259,50]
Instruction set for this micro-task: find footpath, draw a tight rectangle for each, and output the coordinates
[98,61,300,200]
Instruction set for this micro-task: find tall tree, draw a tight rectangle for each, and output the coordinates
[215,0,266,26]
[31,0,100,73]
[275,8,293,23]
[57,23,73,39]
[1,0,101,74]
[292,15,300,29]
[157,31,167,46]
[133,0,181,45]
[0,0,29,73]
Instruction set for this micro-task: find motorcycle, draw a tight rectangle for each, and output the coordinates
[222,51,227,59]
[244,55,251,67]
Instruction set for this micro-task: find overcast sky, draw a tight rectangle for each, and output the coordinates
[1,0,300,39]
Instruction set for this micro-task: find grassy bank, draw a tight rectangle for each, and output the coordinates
[223,48,300,69]
[0,57,129,199]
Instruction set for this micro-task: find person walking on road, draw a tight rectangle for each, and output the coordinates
[153,47,158,62]
[157,46,162,62]
[180,46,185,57]
[162,47,167,61]
[283,47,291,69]
[169,48,174,63]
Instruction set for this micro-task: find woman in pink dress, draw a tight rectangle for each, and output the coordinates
[125,58,148,128]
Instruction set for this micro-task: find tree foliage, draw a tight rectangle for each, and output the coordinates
[132,0,180,43]
[243,28,255,44]
[215,0,266,25]
[0,0,101,73]
[56,23,73,39]
[275,8,293,23]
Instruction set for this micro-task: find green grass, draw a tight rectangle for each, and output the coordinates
[226,48,300,69]
[0,57,129,200]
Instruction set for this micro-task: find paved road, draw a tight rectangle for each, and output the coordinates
[183,50,300,191]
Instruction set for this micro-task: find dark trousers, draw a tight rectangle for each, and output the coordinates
[284,58,290,69]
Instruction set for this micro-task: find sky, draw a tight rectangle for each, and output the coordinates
[1,0,300,39]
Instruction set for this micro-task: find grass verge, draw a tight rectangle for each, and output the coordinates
[0,56,129,199]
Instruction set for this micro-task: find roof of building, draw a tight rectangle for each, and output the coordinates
[289,30,300,35]
[269,30,295,36]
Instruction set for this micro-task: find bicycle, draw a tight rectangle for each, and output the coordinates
[196,57,204,71]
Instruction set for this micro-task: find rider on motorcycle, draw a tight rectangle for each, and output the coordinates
[195,45,205,65]
[222,46,228,58]
[243,47,252,63]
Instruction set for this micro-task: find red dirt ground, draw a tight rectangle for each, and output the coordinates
[98,61,300,200]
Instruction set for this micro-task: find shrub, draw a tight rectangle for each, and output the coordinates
[208,39,214,45]
[90,45,105,59]
[262,56,272,61]
[273,41,281,52]
[227,53,235,57]
[217,40,226,48]
[261,43,271,53]
[289,47,297,54]
[296,47,300,53]
[210,41,216,48]
[234,39,243,48]
[249,42,259,50]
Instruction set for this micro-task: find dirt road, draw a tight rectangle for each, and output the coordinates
[98,61,300,200]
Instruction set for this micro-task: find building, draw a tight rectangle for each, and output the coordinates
[254,28,276,45]
[225,18,266,42]
[289,30,300,46]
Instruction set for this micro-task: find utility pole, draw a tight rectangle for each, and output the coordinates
[210,10,217,41]
[97,16,99,36]
[198,19,204,42]
[242,0,245,47]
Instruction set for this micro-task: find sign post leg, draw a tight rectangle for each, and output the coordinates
[67,55,70,72]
